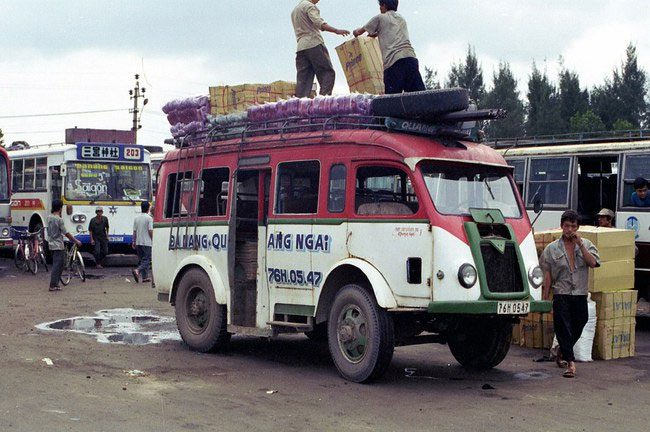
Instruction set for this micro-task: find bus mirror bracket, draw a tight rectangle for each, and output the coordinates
[60,164,67,177]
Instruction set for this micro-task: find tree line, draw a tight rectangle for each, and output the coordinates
[424,43,649,140]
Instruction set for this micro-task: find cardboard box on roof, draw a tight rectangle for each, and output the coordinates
[335,36,385,95]
[209,81,300,116]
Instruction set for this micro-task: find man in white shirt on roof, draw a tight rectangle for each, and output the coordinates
[291,0,350,98]
[353,0,425,94]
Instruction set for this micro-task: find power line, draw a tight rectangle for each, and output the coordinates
[0,108,127,119]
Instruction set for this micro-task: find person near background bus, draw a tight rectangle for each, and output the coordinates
[353,0,425,94]
[132,201,153,283]
[596,208,615,228]
[88,206,109,269]
[631,177,649,207]
[47,199,82,292]
[291,0,349,98]
[540,210,600,378]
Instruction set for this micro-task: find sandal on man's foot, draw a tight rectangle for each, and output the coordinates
[556,353,568,369]
[131,269,140,283]
[563,369,576,378]
[48,286,57,292]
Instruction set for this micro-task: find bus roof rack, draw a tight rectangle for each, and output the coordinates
[488,128,650,149]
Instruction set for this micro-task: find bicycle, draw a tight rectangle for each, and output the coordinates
[13,227,47,274]
[61,239,86,285]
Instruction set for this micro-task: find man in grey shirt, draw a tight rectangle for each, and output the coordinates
[540,210,599,378]
[46,199,82,291]
[353,0,425,94]
[291,0,349,97]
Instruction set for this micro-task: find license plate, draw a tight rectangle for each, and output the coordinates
[497,301,530,315]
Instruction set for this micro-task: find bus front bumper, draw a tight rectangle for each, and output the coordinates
[427,300,552,315]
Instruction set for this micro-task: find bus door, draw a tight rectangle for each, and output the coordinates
[576,156,618,225]
[228,168,271,328]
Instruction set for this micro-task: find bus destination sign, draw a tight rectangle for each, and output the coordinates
[76,143,144,162]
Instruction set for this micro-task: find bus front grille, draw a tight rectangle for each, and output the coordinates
[480,243,525,293]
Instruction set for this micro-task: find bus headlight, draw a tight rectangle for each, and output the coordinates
[72,214,87,223]
[458,264,477,288]
[1,227,9,238]
[76,225,84,233]
[528,266,544,288]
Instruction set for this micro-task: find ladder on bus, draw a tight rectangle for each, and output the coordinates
[168,136,208,250]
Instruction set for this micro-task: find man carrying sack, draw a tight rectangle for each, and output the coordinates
[291,0,350,98]
[353,0,425,94]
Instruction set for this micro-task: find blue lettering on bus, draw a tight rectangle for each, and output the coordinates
[169,233,228,251]
[269,232,331,253]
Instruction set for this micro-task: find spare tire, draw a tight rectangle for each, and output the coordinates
[370,88,469,120]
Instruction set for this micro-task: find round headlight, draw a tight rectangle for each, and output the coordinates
[458,263,477,288]
[1,227,9,237]
[76,225,84,233]
[528,265,544,288]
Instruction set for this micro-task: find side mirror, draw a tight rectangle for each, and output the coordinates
[60,164,67,178]
[533,193,544,214]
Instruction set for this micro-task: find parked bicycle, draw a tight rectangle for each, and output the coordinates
[61,239,86,285]
[13,227,48,274]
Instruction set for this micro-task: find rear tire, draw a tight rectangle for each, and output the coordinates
[60,257,72,286]
[327,284,394,383]
[25,243,37,274]
[447,317,512,370]
[73,252,85,282]
[175,268,230,352]
[370,88,470,120]
[14,245,26,271]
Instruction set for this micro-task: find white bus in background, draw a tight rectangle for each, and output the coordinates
[9,142,152,253]
[0,146,11,247]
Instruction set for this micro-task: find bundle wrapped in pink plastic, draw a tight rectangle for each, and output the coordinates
[163,96,211,138]
[247,94,374,122]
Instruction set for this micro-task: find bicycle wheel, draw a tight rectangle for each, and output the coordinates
[14,245,27,271]
[25,243,38,275]
[73,251,86,282]
[39,248,49,272]
[60,254,72,286]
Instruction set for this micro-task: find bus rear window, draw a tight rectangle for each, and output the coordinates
[422,163,521,218]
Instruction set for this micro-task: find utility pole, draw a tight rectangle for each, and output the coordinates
[129,74,148,144]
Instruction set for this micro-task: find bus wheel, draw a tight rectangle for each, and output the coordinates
[175,268,230,353]
[447,317,512,370]
[327,284,394,383]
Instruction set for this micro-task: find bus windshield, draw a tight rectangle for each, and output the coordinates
[65,161,151,202]
[0,156,8,200]
[421,162,522,218]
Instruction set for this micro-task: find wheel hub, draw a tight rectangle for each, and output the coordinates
[337,305,368,363]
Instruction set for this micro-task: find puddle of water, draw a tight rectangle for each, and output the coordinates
[36,308,181,345]
[513,371,551,380]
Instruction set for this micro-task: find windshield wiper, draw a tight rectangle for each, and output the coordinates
[483,177,495,200]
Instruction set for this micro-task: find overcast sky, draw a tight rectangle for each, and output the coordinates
[1,0,648,147]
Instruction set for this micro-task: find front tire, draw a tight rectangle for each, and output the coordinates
[447,317,512,370]
[175,268,230,352]
[327,284,394,383]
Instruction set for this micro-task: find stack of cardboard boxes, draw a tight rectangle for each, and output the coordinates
[209,81,300,116]
[519,226,637,359]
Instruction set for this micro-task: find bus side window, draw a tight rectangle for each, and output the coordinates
[355,166,417,215]
[23,159,35,191]
[328,164,346,213]
[35,158,47,191]
[622,154,650,206]
[527,157,570,207]
[12,160,23,192]
[508,159,525,198]
[198,167,229,217]
[49,166,62,201]
[275,161,320,214]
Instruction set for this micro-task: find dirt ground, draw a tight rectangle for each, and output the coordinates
[0,252,648,432]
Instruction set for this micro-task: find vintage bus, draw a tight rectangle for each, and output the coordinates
[0,145,11,247]
[153,96,550,383]
[9,142,152,252]
[496,137,650,299]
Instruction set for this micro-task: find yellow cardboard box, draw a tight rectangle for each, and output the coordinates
[519,313,554,349]
[593,316,636,360]
[592,290,637,320]
[335,36,384,95]
[588,260,635,292]
[209,81,299,115]
[576,226,635,262]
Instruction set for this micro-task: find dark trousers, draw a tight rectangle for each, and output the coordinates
[383,57,426,94]
[50,250,64,288]
[296,44,335,98]
[136,245,152,280]
[553,294,588,362]
[93,238,108,265]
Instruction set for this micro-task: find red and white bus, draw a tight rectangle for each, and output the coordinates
[153,92,549,382]
[0,146,11,247]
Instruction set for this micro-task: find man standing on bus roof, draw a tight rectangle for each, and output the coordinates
[88,206,109,269]
[540,210,599,378]
[132,201,153,284]
[47,199,82,292]
[353,0,425,94]
[631,177,649,207]
[291,0,350,98]
[596,208,615,228]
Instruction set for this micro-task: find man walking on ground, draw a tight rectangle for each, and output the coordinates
[540,210,599,378]
[88,206,109,268]
[353,0,425,94]
[132,201,153,283]
[46,199,82,292]
[292,0,349,98]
